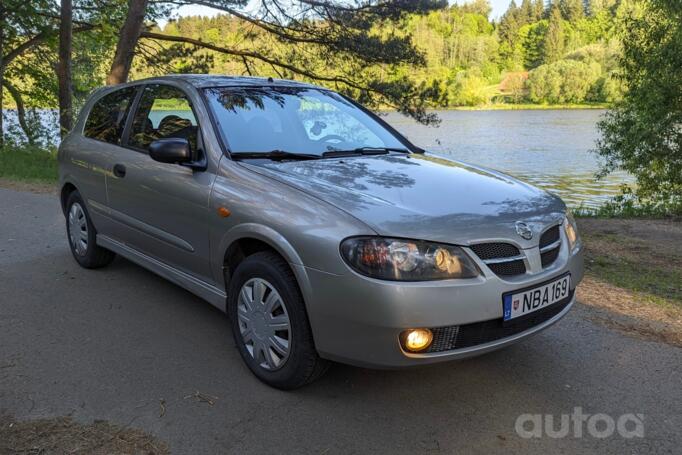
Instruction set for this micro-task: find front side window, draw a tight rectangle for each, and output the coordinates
[128,85,199,151]
[84,87,136,144]
[203,87,404,156]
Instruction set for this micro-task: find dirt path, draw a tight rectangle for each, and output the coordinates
[577,218,682,347]
[0,178,56,195]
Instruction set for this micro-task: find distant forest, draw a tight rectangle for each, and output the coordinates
[133,0,634,107]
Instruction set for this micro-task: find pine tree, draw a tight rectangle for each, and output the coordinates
[533,0,545,20]
[559,0,585,22]
[543,2,565,63]
[498,0,521,45]
[520,0,534,23]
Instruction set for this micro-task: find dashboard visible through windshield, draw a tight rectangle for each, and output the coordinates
[203,86,407,157]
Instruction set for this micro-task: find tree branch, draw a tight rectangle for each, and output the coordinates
[1,23,95,71]
[139,30,391,101]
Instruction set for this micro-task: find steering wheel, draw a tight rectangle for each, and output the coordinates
[317,134,346,144]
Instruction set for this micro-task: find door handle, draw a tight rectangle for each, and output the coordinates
[113,164,126,178]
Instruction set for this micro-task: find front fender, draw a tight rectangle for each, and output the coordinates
[213,223,315,312]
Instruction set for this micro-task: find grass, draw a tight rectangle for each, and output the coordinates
[576,218,682,346]
[586,254,682,308]
[579,222,682,310]
[0,145,58,183]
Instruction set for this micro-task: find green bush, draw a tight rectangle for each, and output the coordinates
[527,59,601,103]
[447,70,491,106]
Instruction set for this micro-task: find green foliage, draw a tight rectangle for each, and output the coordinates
[574,186,682,218]
[0,0,633,144]
[446,70,490,106]
[543,3,565,63]
[559,0,585,22]
[595,0,682,208]
[527,59,600,103]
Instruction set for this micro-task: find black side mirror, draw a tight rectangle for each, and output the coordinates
[149,138,191,164]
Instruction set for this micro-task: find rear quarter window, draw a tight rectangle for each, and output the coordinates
[83,87,136,144]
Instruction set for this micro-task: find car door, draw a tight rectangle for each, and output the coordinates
[105,83,215,282]
[71,86,138,233]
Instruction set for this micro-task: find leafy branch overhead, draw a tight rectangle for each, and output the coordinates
[118,0,448,124]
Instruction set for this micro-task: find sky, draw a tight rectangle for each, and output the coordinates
[168,0,513,26]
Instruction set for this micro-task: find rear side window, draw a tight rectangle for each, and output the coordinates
[84,87,136,144]
[128,85,198,152]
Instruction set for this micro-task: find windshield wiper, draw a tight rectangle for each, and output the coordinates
[230,150,321,161]
[321,146,411,158]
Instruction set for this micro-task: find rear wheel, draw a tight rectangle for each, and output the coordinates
[227,251,328,389]
[65,191,115,269]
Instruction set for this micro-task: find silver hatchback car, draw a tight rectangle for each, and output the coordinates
[59,75,584,389]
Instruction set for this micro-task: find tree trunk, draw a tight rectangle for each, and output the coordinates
[57,0,73,136]
[106,0,149,85]
[3,80,34,145]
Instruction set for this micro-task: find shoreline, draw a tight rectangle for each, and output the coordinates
[2,103,610,114]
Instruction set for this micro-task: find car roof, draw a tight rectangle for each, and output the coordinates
[123,74,324,90]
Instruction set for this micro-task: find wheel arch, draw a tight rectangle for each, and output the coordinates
[217,224,313,313]
[60,181,79,215]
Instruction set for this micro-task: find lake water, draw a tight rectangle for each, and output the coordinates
[384,109,632,209]
[3,108,630,208]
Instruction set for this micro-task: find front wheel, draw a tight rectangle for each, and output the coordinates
[227,251,328,389]
[65,191,115,269]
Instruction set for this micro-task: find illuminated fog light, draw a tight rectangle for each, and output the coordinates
[402,328,433,352]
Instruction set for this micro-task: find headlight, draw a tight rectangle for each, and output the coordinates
[563,212,579,251]
[340,237,480,281]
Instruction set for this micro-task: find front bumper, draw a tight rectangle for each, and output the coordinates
[301,241,584,369]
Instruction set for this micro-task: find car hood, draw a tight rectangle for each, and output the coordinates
[245,153,566,248]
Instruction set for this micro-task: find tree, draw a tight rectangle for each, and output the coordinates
[520,0,534,22]
[460,0,492,17]
[559,0,585,22]
[533,0,545,20]
[595,0,682,210]
[57,0,73,135]
[107,0,149,85]
[543,2,564,63]
[105,0,448,123]
[0,0,58,144]
[497,0,522,66]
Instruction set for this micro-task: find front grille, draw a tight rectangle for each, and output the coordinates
[540,225,560,248]
[541,247,560,267]
[469,243,520,260]
[539,224,561,268]
[488,260,527,276]
[425,290,574,353]
[470,242,527,276]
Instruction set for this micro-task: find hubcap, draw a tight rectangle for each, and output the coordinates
[237,278,291,371]
[68,203,88,256]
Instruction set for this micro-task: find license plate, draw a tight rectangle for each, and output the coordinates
[503,274,571,321]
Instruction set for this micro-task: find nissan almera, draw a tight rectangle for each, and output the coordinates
[58,75,584,389]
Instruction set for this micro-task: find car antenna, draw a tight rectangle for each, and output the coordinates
[267,77,274,83]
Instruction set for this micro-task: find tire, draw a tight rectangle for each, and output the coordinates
[65,191,115,269]
[227,251,329,389]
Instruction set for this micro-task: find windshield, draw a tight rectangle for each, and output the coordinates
[203,87,406,156]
